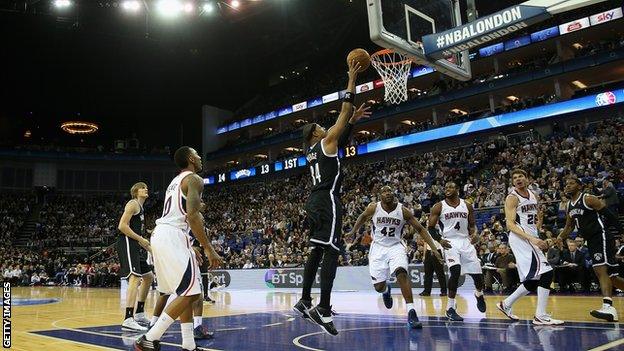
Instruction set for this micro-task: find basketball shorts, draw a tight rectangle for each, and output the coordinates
[369,242,408,284]
[585,232,619,277]
[443,237,481,275]
[508,232,552,282]
[151,224,202,296]
[117,235,152,279]
[305,190,342,251]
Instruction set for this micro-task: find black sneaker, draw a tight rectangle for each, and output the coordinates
[293,299,313,321]
[419,291,431,297]
[382,285,393,309]
[193,325,215,340]
[134,335,161,351]
[309,306,339,336]
[476,293,487,313]
[407,309,422,329]
[439,291,447,297]
[446,308,464,321]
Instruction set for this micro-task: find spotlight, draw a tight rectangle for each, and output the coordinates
[183,2,194,13]
[157,0,182,17]
[231,0,240,8]
[122,0,141,12]
[202,2,214,13]
[54,0,71,8]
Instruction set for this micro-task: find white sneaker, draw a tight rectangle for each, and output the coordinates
[590,305,619,322]
[533,314,564,325]
[134,312,150,327]
[497,301,519,321]
[122,317,148,331]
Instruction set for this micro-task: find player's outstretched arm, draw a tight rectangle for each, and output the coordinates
[323,59,360,155]
[118,200,150,251]
[186,174,222,269]
[348,202,376,244]
[585,194,624,235]
[505,194,547,250]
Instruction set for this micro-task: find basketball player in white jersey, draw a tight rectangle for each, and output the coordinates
[348,185,446,329]
[428,182,486,321]
[497,169,563,325]
[135,146,222,351]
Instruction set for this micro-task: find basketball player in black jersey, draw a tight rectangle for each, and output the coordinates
[117,182,154,331]
[293,59,371,336]
[558,176,624,322]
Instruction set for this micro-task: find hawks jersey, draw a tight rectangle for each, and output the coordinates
[567,193,606,239]
[439,199,470,240]
[306,139,342,195]
[155,171,194,232]
[371,202,406,247]
[510,189,539,238]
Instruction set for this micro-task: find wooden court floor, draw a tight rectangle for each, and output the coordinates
[8,287,624,351]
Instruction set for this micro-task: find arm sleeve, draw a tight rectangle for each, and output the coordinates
[428,228,442,242]
[337,122,355,149]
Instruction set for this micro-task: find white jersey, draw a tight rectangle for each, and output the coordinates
[371,202,406,247]
[155,171,194,231]
[439,199,470,240]
[509,188,539,238]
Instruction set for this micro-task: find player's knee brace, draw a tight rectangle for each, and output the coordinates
[538,270,553,289]
[470,274,485,291]
[448,265,461,292]
[523,279,538,292]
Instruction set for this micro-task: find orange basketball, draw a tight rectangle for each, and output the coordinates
[347,48,370,72]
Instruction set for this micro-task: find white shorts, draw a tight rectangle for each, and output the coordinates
[508,232,552,282]
[151,224,201,296]
[443,237,481,275]
[369,242,408,284]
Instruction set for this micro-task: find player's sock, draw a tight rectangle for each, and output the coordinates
[406,303,414,312]
[145,313,174,341]
[319,248,339,309]
[150,315,159,326]
[125,307,134,320]
[193,316,202,328]
[603,297,613,309]
[181,322,196,350]
[302,246,323,301]
[136,301,145,314]
[503,284,529,308]
[474,290,484,297]
[447,298,456,310]
[536,286,550,316]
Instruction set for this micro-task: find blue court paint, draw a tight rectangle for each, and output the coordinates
[13,298,60,306]
[31,312,623,350]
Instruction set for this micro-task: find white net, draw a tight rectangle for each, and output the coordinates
[370,49,413,105]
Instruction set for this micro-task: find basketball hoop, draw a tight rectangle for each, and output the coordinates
[370,49,412,105]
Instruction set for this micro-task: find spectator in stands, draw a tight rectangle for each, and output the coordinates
[600,179,620,214]
[488,244,517,293]
[559,239,588,292]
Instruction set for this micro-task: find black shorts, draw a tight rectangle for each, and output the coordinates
[117,236,152,279]
[585,232,619,277]
[305,190,342,251]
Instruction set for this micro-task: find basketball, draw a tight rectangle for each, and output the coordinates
[347,48,370,72]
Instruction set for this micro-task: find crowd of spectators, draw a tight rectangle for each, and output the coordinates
[0,193,31,245]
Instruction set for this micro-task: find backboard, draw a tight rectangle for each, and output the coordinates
[367,0,472,81]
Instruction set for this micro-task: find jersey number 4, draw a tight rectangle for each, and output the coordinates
[309,163,321,186]
[381,227,396,237]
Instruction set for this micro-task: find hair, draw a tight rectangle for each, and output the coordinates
[174,146,192,169]
[302,123,317,149]
[511,168,527,178]
[566,176,582,185]
[130,182,147,199]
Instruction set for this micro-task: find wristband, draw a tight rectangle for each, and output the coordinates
[343,92,354,104]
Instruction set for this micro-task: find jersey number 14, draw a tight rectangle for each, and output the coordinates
[309,163,321,186]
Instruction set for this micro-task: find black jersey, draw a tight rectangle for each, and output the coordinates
[128,200,145,238]
[306,139,342,195]
[567,193,605,238]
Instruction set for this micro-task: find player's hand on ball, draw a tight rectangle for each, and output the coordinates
[440,239,452,249]
[347,59,361,80]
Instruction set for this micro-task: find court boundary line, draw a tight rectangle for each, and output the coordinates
[588,337,624,351]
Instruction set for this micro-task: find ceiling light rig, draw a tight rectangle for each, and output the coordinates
[61,121,99,135]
